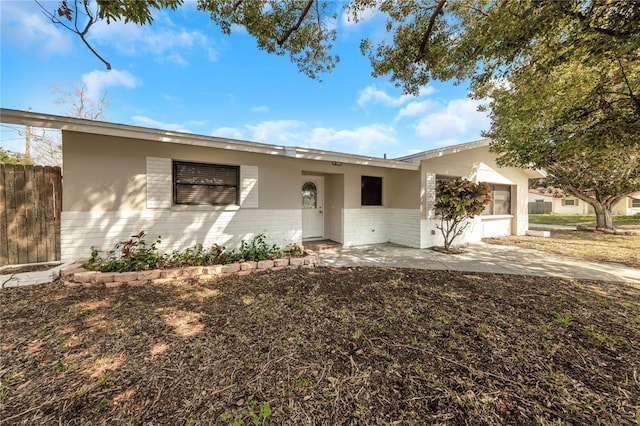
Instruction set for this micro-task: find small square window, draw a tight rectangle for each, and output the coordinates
[361,176,382,206]
[632,199,640,208]
[564,199,575,206]
[173,161,239,206]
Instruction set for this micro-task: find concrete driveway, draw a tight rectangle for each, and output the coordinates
[317,242,640,285]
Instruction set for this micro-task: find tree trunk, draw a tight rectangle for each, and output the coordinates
[592,202,614,230]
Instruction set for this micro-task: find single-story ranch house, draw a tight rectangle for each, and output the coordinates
[1,108,543,262]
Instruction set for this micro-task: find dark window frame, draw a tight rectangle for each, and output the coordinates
[173,160,240,206]
[632,198,640,208]
[361,175,383,206]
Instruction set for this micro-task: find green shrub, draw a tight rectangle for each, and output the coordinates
[86,232,294,272]
[88,231,164,272]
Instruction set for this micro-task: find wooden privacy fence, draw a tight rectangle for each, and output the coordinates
[1,164,62,266]
[528,201,552,214]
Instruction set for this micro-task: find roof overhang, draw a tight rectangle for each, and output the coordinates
[395,139,492,162]
[0,108,418,171]
[396,138,545,178]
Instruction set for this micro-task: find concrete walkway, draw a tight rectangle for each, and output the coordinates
[3,242,638,288]
[317,242,640,285]
[1,262,72,289]
[528,223,577,230]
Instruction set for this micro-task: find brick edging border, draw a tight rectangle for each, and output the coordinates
[61,251,320,288]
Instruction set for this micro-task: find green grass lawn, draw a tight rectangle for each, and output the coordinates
[529,214,640,229]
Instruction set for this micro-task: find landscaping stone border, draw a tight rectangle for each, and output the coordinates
[61,251,320,288]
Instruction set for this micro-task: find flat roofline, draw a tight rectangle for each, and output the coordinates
[0,108,419,171]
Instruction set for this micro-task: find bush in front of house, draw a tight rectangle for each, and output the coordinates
[86,231,304,273]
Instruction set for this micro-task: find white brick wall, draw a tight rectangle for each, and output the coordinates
[341,209,421,247]
[424,172,436,219]
[61,209,301,262]
[420,217,482,248]
[342,209,391,246]
[146,157,172,209]
[240,165,259,208]
[389,209,421,248]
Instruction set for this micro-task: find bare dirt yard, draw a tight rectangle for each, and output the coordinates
[2,268,639,425]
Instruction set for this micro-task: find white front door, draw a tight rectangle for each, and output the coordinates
[301,176,324,240]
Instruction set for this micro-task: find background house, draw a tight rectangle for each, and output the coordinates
[528,189,591,214]
[528,189,640,215]
[1,109,542,262]
[617,193,640,215]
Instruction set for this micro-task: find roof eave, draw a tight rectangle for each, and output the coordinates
[0,108,418,171]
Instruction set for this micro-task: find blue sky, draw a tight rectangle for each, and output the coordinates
[1,0,489,159]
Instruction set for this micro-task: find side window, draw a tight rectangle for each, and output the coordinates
[361,176,382,206]
[486,184,512,215]
[173,161,239,205]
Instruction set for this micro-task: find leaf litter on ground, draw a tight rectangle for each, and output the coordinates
[1,267,639,425]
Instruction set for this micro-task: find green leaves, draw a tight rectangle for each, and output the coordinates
[86,232,292,272]
[434,178,491,249]
[434,178,490,221]
[96,0,183,25]
[198,0,339,80]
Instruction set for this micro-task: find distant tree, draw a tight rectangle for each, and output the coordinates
[486,50,640,230]
[0,147,31,165]
[28,81,108,167]
[52,81,108,120]
[530,149,640,230]
[30,129,62,167]
[434,178,491,251]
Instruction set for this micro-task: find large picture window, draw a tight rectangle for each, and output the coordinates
[361,176,382,206]
[486,184,511,215]
[173,161,239,205]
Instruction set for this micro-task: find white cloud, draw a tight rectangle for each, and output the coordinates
[308,124,397,154]
[413,98,490,145]
[207,47,219,62]
[395,100,436,121]
[212,127,244,140]
[163,52,189,67]
[357,85,435,109]
[0,2,72,56]
[357,86,412,108]
[251,106,270,113]
[88,15,212,64]
[243,120,396,155]
[131,116,190,132]
[246,120,306,144]
[82,69,140,101]
[340,4,381,28]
